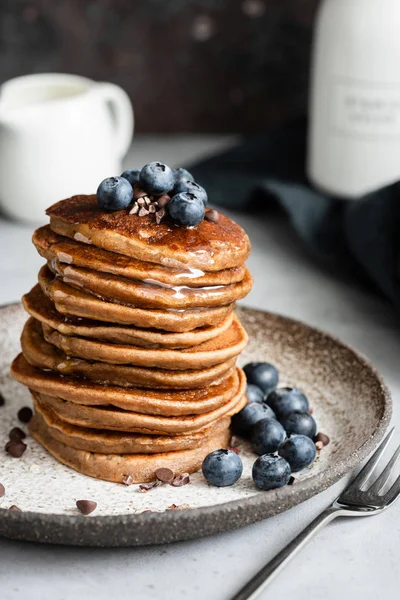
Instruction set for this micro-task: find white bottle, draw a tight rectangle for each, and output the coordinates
[307,0,400,198]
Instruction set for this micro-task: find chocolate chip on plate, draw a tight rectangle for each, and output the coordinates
[9,427,26,441]
[155,468,174,484]
[122,474,133,486]
[288,476,296,486]
[167,503,191,510]
[138,480,162,493]
[315,441,324,451]
[205,209,219,223]
[0,483,5,497]
[76,500,97,515]
[314,432,330,446]
[0,393,5,407]
[18,407,33,423]
[9,505,22,511]
[171,473,190,487]
[5,440,27,458]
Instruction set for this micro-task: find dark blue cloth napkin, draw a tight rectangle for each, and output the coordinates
[188,121,400,310]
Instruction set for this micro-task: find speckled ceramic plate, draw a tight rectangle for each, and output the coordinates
[0,304,391,547]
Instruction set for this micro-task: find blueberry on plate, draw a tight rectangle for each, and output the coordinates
[120,169,140,187]
[266,387,309,419]
[246,383,265,404]
[139,162,175,195]
[231,402,276,437]
[243,362,279,394]
[251,418,286,455]
[174,168,194,185]
[279,412,317,439]
[252,454,291,491]
[173,180,208,206]
[168,192,205,227]
[96,176,133,211]
[278,434,316,472]
[202,449,243,487]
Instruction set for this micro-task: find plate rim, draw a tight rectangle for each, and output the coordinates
[0,303,392,546]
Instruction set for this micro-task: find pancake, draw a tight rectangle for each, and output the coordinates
[49,260,253,309]
[39,314,247,369]
[39,265,234,331]
[15,347,242,416]
[29,410,232,483]
[18,328,236,390]
[46,195,251,271]
[32,387,247,435]
[23,285,235,349]
[32,398,231,454]
[34,225,246,286]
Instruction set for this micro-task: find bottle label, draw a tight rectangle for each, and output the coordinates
[331,76,400,139]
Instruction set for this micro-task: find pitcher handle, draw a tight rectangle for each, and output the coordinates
[95,82,134,160]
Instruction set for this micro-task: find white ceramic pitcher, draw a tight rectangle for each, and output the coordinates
[0,73,134,222]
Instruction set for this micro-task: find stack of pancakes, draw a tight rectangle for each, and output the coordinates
[11,195,252,483]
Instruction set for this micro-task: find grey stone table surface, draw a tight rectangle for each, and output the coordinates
[0,136,399,600]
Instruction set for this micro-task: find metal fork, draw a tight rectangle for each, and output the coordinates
[231,428,400,600]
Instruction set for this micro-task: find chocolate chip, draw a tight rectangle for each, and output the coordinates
[76,500,97,515]
[133,185,147,200]
[167,503,191,510]
[143,196,151,206]
[9,505,22,511]
[138,480,162,493]
[205,209,219,223]
[137,197,146,207]
[122,474,133,486]
[9,427,26,441]
[148,203,157,213]
[0,483,5,497]
[155,468,174,484]
[314,432,330,446]
[138,207,149,217]
[156,194,170,208]
[288,476,296,486]
[18,407,33,423]
[0,393,5,407]
[5,440,27,458]
[155,208,166,224]
[171,473,190,487]
[315,441,324,451]
[129,203,139,215]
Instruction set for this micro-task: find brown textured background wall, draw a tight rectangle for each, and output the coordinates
[0,0,319,132]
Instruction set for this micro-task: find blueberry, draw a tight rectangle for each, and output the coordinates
[96,176,133,211]
[202,449,243,487]
[266,387,309,419]
[252,455,291,491]
[168,192,205,227]
[121,169,140,187]
[278,434,316,472]
[246,384,265,404]
[243,362,279,394]
[231,402,276,437]
[251,418,286,455]
[279,412,317,439]
[173,180,208,206]
[139,162,175,195]
[174,168,194,185]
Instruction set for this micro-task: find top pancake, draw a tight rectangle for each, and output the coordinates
[33,226,246,287]
[46,195,251,271]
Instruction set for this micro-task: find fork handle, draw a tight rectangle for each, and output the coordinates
[231,506,344,600]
